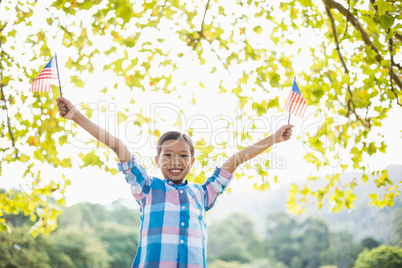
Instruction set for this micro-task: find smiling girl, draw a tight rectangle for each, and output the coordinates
[57,97,293,268]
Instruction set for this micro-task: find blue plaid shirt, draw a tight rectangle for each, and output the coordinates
[117,155,234,268]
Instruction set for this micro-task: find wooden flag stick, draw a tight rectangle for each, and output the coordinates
[55,52,63,98]
[287,95,294,124]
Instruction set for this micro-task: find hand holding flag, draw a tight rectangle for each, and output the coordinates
[274,124,294,143]
[57,97,79,120]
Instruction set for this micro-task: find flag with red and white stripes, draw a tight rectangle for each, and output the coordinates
[284,78,308,118]
[29,57,58,92]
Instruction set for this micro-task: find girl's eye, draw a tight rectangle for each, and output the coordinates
[165,154,172,157]
[181,155,188,158]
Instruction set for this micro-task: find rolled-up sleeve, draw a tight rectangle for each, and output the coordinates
[117,155,152,201]
[202,167,234,211]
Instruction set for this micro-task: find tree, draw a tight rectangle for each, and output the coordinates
[265,212,331,268]
[353,245,402,268]
[390,208,402,246]
[56,201,140,267]
[98,222,139,268]
[207,214,256,263]
[360,237,380,250]
[298,218,330,268]
[320,232,362,268]
[1,0,401,235]
[50,225,110,268]
[107,199,141,227]
[224,213,265,258]
[58,203,111,229]
[0,227,73,268]
[209,259,288,268]
[265,212,300,266]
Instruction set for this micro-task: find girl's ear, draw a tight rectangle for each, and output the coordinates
[190,157,195,167]
[155,155,160,167]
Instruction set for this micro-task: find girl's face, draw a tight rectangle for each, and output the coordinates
[155,139,195,185]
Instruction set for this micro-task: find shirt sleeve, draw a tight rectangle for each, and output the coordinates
[202,167,234,211]
[117,155,153,202]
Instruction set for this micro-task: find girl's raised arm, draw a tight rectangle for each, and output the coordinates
[57,97,131,162]
[221,124,293,174]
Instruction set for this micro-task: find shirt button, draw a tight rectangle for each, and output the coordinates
[181,222,185,226]
[179,190,183,194]
[181,206,185,209]
[180,240,184,244]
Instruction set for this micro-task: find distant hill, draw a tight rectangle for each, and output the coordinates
[207,165,402,242]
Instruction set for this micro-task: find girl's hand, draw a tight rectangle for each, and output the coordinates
[274,124,294,143]
[57,97,79,120]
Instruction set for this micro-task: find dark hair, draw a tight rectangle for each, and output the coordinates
[157,131,194,157]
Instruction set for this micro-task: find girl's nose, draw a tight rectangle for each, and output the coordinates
[173,156,182,165]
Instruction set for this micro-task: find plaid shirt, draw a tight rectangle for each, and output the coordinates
[117,155,234,268]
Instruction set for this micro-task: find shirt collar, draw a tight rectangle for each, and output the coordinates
[165,178,188,188]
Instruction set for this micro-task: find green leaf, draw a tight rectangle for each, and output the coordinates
[134,114,150,127]
[104,166,119,175]
[172,0,179,8]
[252,100,269,116]
[116,111,128,125]
[375,0,395,16]
[253,25,263,34]
[79,150,102,168]
[380,15,395,29]
[79,103,93,118]
[0,35,7,44]
[232,86,242,96]
[362,174,369,183]
[253,182,270,191]
[71,75,85,87]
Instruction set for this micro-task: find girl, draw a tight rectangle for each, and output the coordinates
[57,97,293,268]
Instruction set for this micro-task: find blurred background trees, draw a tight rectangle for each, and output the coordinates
[1,195,400,268]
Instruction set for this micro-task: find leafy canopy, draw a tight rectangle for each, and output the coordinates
[0,0,401,235]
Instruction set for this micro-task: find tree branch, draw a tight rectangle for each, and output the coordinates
[210,37,234,77]
[324,0,380,58]
[0,34,19,159]
[340,0,350,40]
[392,58,402,71]
[0,41,15,148]
[396,32,402,42]
[389,37,401,106]
[369,0,378,11]
[325,7,371,127]
[326,7,349,74]
[323,0,402,92]
[44,7,83,51]
[200,0,211,34]
[0,85,16,153]
[192,0,211,50]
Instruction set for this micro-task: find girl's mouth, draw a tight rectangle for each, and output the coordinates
[169,169,183,176]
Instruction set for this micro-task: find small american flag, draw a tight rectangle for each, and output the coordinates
[29,57,58,92]
[284,78,308,118]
